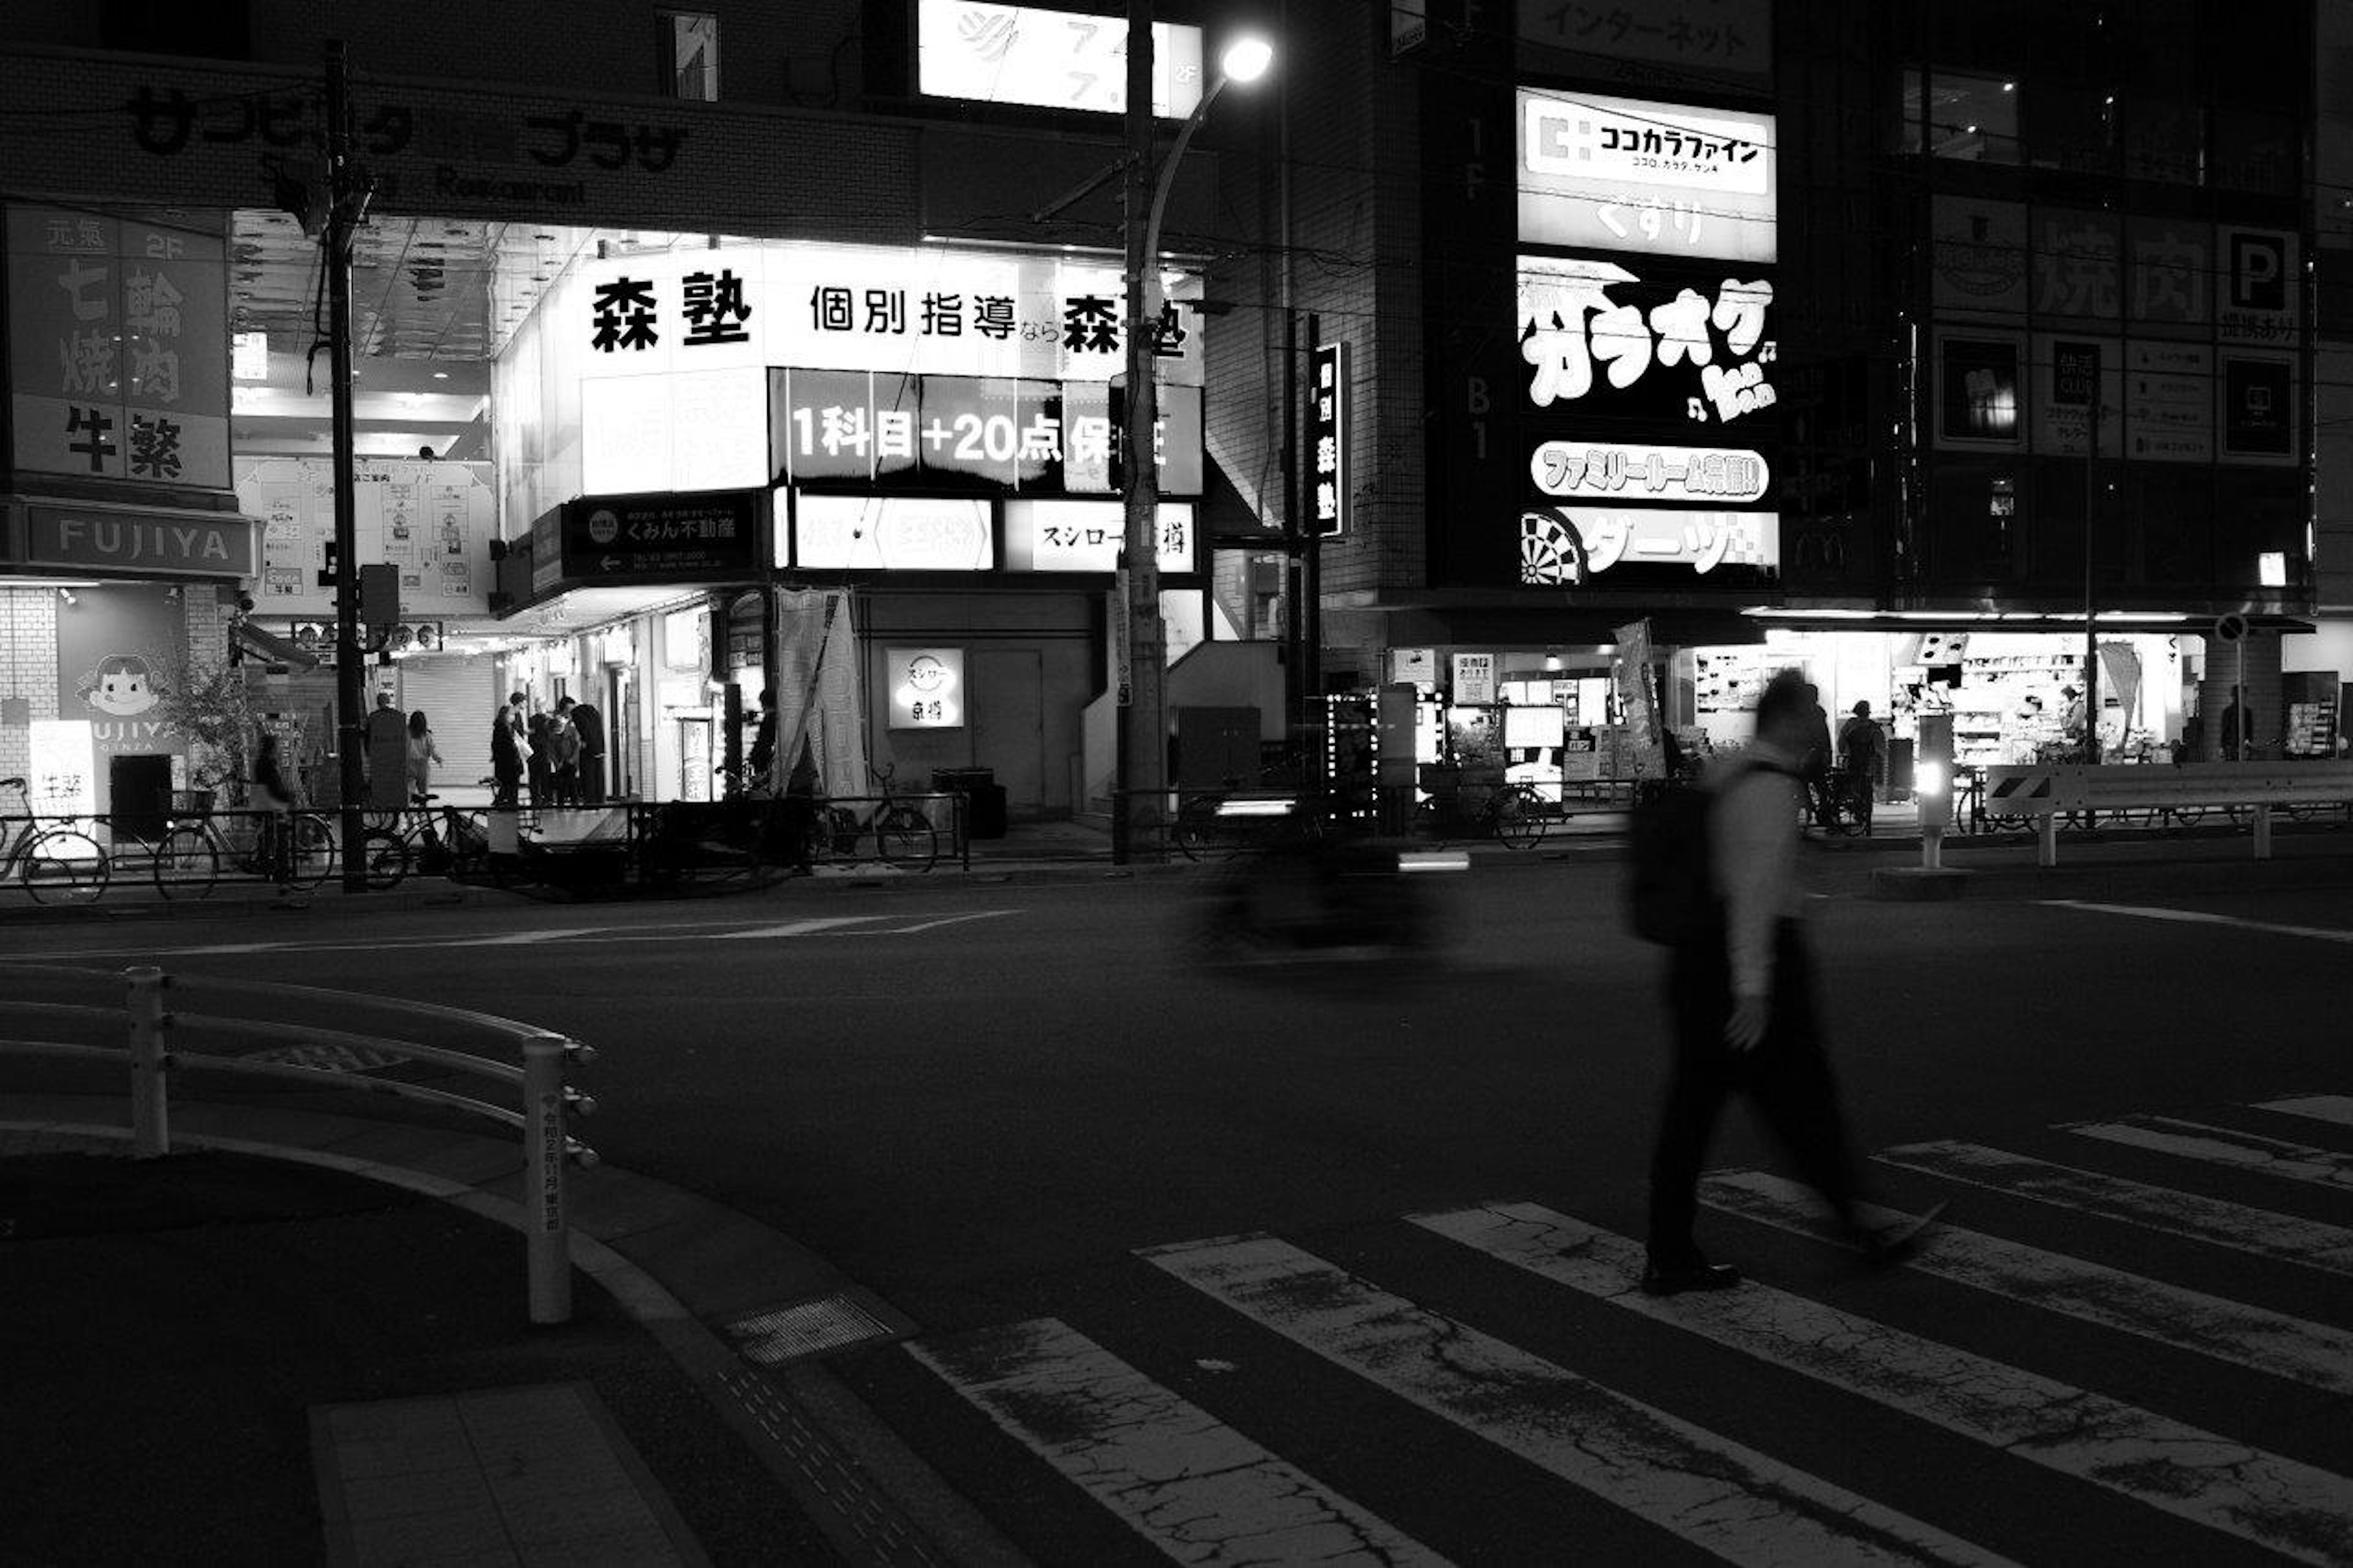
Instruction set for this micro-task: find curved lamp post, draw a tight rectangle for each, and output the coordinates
[1114,24,1274,863]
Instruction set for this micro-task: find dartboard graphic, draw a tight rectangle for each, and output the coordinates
[1519,509,1586,586]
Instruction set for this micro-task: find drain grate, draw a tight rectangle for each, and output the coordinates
[726,1293,898,1365]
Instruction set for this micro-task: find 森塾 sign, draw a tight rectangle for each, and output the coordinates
[1311,343,1350,537]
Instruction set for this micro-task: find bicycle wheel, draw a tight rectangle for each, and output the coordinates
[21,829,108,905]
[151,824,219,900]
[357,828,410,891]
[1174,801,1239,862]
[1490,785,1544,849]
[283,812,335,888]
[875,804,939,871]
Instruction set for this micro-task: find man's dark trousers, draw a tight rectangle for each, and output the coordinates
[1648,920,1862,1265]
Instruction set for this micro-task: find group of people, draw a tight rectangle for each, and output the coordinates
[361,690,446,809]
[1792,683,1888,831]
[490,691,606,808]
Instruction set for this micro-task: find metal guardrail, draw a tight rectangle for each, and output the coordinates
[1981,761,2353,866]
[0,961,596,1324]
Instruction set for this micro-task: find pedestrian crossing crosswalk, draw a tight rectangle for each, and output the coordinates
[885,1091,2353,1565]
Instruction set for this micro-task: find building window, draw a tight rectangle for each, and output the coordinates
[658,11,719,101]
[1900,68,2020,164]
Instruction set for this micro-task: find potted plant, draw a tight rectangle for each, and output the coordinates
[154,653,257,810]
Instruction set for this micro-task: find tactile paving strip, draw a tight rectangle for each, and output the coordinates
[726,1293,898,1366]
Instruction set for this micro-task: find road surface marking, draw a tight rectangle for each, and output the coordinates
[1409,1200,2353,1566]
[0,911,1020,963]
[1702,1170,2353,1396]
[1876,1142,2353,1277]
[1141,1233,2015,1567]
[704,917,900,939]
[466,926,612,945]
[906,1317,1448,1567]
[2065,1115,2353,1191]
[2040,900,2353,944]
[2260,1094,2353,1129]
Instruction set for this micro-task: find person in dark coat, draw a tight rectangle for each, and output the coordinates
[566,697,607,803]
[525,708,553,805]
[490,691,526,807]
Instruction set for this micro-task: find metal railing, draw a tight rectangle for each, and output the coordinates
[0,962,596,1324]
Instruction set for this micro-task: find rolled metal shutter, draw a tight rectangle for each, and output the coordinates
[395,654,497,796]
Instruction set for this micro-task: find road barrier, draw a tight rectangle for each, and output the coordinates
[0,962,596,1324]
[1979,762,2353,867]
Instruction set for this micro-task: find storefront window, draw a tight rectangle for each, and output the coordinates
[657,12,719,102]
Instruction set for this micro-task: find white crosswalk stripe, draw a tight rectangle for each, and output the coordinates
[894,1105,2353,1565]
[1700,1169,2353,1395]
[1408,1201,2353,1564]
[2067,1114,2353,1191]
[908,1318,1447,1567]
[1877,1140,2353,1276]
[2262,1093,2353,1129]
[1139,1234,2014,1567]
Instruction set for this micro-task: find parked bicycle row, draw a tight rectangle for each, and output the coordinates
[0,770,971,904]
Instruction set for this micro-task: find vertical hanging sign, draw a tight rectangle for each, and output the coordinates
[1310,342,1350,537]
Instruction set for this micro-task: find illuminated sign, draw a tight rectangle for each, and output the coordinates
[581,365,770,495]
[2218,227,2298,347]
[917,1,1203,118]
[770,369,1202,496]
[1002,500,1193,573]
[1518,0,1771,92]
[1933,334,2023,451]
[568,241,1203,387]
[23,504,256,578]
[1310,343,1349,536]
[561,490,762,578]
[887,646,964,729]
[789,494,993,571]
[1518,89,1776,263]
[1519,506,1778,584]
[1517,255,1776,427]
[1452,653,1495,703]
[1529,440,1768,504]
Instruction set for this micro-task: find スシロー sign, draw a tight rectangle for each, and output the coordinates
[886,647,964,729]
[560,491,762,579]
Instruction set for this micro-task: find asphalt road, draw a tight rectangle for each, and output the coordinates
[9,852,2353,1565]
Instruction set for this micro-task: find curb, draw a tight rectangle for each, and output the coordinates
[0,1100,1028,1568]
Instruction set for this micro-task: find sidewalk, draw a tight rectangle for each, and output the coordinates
[0,1100,1028,1567]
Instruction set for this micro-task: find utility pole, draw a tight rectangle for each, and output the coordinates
[1113,0,1166,863]
[2082,388,2099,769]
[325,40,369,892]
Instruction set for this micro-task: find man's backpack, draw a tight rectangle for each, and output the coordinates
[1626,778,1717,946]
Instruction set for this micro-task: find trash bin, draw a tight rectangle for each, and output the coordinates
[932,768,1007,839]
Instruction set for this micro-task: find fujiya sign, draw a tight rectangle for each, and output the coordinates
[1518,89,1776,264]
[26,504,255,578]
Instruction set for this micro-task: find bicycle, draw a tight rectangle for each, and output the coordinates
[724,760,941,873]
[1174,785,1327,862]
[1414,777,1545,849]
[354,793,494,890]
[0,777,110,904]
[150,797,335,900]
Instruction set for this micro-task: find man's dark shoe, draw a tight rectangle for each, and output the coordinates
[1640,1259,1743,1296]
[1860,1200,1949,1270]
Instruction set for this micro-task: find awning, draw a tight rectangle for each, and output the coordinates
[232,618,321,670]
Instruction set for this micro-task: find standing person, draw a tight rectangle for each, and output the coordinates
[405,710,443,802]
[569,696,607,803]
[250,730,299,896]
[1798,681,1835,828]
[2220,688,2252,762]
[1642,670,1931,1295]
[490,691,526,807]
[362,689,408,810]
[1835,700,1886,831]
[525,706,553,806]
[748,686,779,790]
[548,699,583,805]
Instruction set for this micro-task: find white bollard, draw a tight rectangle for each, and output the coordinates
[2253,803,2273,860]
[522,1036,572,1325]
[126,967,170,1160]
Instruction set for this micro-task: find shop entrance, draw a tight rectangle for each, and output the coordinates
[971,649,1045,820]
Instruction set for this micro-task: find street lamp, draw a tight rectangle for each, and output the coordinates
[1113,15,1274,863]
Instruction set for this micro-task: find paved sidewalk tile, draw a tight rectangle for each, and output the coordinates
[313,1382,707,1567]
